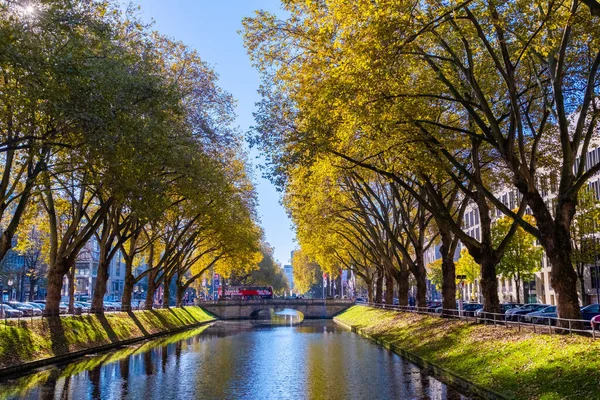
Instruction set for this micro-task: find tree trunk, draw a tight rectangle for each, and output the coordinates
[91,257,109,314]
[29,278,36,302]
[145,279,156,310]
[176,283,184,308]
[384,271,394,305]
[44,264,66,316]
[68,266,75,314]
[479,256,500,313]
[366,279,374,303]
[122,273,135,311]
[522,187,582,320]
[375,271,383,303]
[163,276,171,309]
[515,277,522,304]
[396,269,410,306]
[414,266,427,308]
[546,241,583,322]
[440,235,457,312]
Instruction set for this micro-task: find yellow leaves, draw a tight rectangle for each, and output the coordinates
[456,248,480,284]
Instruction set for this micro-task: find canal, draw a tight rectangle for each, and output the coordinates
[0,311,471,399]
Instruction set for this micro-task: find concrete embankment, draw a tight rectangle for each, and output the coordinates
[0,306,214,377]
[334,306,600,400]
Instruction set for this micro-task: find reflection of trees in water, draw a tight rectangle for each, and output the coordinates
[119,356,129,398]
[144,351,154,376]
[161,345,168,373]
[89,366,101,399]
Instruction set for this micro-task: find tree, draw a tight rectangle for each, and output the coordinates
[230,244,289,295]
[493,215,543,304]
[244,0,600,320]
[427,259,443,293]
[292,249,322,295]
[571,189,600,305]
[455,248,481,301]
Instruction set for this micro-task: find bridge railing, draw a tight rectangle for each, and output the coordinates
[198,298,354,306]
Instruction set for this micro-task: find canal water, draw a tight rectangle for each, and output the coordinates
[0,310,471,400]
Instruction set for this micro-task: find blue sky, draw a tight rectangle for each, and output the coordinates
[129,1,295,266]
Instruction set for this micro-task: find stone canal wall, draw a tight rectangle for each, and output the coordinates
[0,306,214,377]
[334,306,600,400]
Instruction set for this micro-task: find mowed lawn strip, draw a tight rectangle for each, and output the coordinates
[0,306,214,369]
[335,306,600,400]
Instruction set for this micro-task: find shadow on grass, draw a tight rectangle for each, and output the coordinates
[166,308,187,325]
[149,309,173,329]
[47,316,69,356]
[96,314,118,343]
[178,307,196,322]
[126,311,149,336]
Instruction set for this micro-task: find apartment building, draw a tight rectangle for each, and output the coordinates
[425,145,600,305]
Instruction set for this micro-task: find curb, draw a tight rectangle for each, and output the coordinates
[333,317,509,400]
[0,318,215,381]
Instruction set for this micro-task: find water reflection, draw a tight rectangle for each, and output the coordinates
[0,320,471,400]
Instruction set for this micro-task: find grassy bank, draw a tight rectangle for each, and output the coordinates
[0,306,214,369]
[335,306,600,400]
[0,324,212,400]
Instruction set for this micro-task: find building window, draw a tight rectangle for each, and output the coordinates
[592,266,600,289]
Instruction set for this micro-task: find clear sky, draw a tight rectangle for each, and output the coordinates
[129,1,295,266]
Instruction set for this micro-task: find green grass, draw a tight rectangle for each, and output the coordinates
[0,324,212,400]
[335,306,600,400]
[0,306,214,369]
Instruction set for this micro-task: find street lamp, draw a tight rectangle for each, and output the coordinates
[7,279,13,302]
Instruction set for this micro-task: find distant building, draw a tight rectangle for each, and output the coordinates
[284,264,293,293]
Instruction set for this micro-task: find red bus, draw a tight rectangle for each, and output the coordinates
[218,286,273,299]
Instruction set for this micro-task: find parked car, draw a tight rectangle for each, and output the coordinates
[475,303,523,318]
[0,304,23,318]
[355,297,366,304]
[8,301,42,316]
[525,306,557,324]
[130,300,146,310]
[505,304,549,321]
[591,314,600,330]
[426,301,442,312]
[107,301,122,311]
[74,302,91,313]
[59,302,69,314]
[27,302,45,311]
[462,303,483,317]
[580,304,600,321]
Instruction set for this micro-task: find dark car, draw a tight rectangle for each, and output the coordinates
[0,304,23,318]
[28,302,45,311]
[8,301,42,316]
[355,297,366,304]
[426,301,442,312]
[462,303,483,316]
[476,303,523,320]
[580,304,600,321]
[525,306,557,324]
[505,304,549,321]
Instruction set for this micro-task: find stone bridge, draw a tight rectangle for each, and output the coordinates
[199,299,354,320]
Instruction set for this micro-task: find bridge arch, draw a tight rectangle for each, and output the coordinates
[200,299,353,320]
[248,308,305,321]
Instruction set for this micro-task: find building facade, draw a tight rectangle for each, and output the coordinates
[425,144,600,305]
